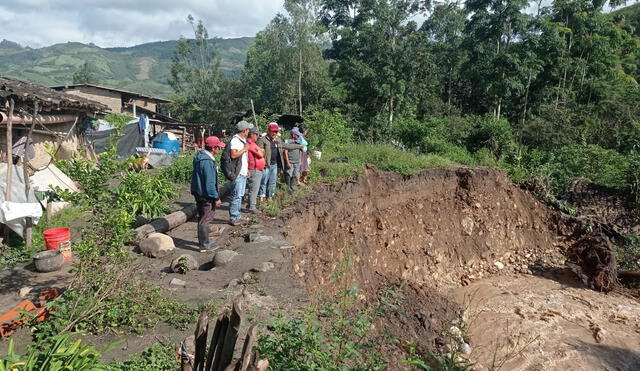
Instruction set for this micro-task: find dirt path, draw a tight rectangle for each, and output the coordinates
[95,203,309,361]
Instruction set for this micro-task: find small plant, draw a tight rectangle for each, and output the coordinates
[1,333,115,370]
[617,233,640,273]
[109,343,178,371]
[115,171,177,219]
[402,343,474,371]
[174,257,190,274]
[160,152,195,183]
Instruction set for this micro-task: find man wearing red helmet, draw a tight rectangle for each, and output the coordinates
[191,136,225,252]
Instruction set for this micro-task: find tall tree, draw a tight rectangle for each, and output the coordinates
[321,0,426,133]
[243,0,334,115]
[169,15,231,125]
[72,61,98,84]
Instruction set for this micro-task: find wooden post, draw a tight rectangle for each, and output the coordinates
[5,99,14,201]
[22,102,38,250]
[3,99,15,243]
[182,126,187,152]
[250,99,259,130]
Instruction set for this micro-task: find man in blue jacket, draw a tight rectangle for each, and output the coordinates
[191,136,225,252]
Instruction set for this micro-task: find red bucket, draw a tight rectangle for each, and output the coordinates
[43,228,72,262]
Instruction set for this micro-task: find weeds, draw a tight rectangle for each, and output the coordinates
[108,343,178,371]
[617,233,640,272]
[403,343,474,371]
[160,152,195,183]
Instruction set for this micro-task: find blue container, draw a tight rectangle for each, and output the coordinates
[152,132,180,153]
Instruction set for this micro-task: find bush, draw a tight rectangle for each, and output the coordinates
[109,343,178,371]
[420,137,476,165]
[547,144,630,193]
[33,251,197,342]
[304,109,354,149]
[617,234,640,273]
[115,171,177,219]
[257,287,389,371]
[160,153,195,183]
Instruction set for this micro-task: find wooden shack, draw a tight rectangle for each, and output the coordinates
[0,76,107,168]
[50,83,170,117]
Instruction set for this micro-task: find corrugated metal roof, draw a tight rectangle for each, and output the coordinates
[0,76,108,111]
[50,83,172,104]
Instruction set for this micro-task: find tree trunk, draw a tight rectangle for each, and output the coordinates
[298,48,303,116]
[388,96,394,127]
[23,102,38,250]
[521,70,532,127]
[134,204,197,243]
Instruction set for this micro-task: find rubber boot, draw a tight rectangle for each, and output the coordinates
[197,224,216,252]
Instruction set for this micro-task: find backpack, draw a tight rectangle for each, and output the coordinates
[220,140,241,181]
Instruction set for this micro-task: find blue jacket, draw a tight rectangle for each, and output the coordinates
[191,150,220,200]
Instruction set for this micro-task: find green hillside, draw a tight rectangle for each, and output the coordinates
[0,37,254,98]
[612,2,640,36]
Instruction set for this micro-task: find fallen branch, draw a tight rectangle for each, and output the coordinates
[134,204,197,243]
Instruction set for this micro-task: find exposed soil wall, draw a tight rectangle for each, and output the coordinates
[288,167,568,292]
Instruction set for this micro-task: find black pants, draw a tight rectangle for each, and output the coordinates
[196,196,216,226]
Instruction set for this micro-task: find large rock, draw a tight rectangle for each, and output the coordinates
[171,254,199,273]
[213,250,239,267]
[139,233,175,258]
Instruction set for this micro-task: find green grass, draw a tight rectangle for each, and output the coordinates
[314,143,456,176]
[258,143,460,216]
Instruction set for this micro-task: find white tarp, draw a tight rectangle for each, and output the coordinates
[31,163,79,193]
[0,164,42,236]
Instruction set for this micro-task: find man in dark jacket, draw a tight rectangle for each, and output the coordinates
[191,136,225,252]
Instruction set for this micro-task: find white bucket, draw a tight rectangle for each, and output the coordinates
[313,150,322,160]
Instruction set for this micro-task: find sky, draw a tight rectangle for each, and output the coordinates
[1,0,637,49]
[0,0,285,48]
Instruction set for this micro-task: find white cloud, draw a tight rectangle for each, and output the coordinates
[0,0,284,48]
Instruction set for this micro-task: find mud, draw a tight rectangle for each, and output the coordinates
[286,166,640,369]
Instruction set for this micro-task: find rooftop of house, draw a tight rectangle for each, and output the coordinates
[1,76,108,112]
[50,83,172,104]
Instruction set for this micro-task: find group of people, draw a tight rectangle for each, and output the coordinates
[190,120,310,252]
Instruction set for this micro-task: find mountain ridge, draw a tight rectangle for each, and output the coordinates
[0,37,254,98]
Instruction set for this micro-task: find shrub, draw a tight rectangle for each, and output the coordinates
[547,144,630,193]
[257,287,388,371]
[115,171,177,219]
[109,343,178,371]
[160,152,195,183]
[420,137,476,165]
[304,109,354,149]
[33,251,197,342]
[617,234,640,273]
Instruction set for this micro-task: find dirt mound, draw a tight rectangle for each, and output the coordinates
[288,167,567,290]
[284,166,583,361]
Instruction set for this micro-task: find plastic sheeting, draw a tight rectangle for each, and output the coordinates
[85,121,145,160]
[0,164,42,237]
